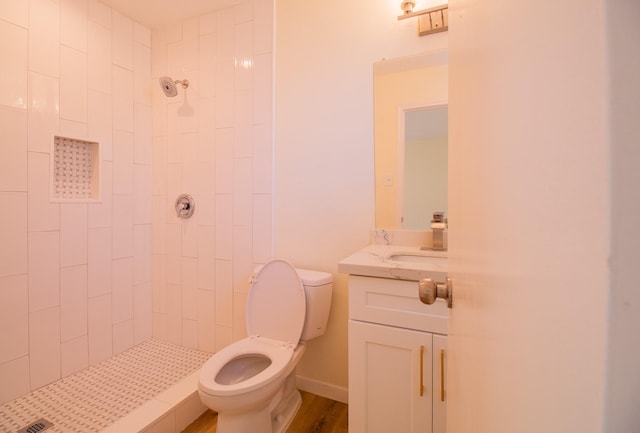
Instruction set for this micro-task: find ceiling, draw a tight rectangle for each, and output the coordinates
[100,0,242,29]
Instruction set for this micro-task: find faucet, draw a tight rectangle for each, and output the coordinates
[422,212,447,251]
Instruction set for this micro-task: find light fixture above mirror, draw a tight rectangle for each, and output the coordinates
[398,2,449,36]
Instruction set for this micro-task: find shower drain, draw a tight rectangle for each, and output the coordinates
[17,418,53,433]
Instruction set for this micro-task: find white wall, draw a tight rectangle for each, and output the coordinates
[0,0,152,404]
[150,1,274,353]
[274,0,447,397]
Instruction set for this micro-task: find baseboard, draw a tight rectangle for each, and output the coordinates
[296,375,348,404]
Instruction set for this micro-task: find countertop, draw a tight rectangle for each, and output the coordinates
[338,244,447,282]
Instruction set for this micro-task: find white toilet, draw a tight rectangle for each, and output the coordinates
[198,259,333,433]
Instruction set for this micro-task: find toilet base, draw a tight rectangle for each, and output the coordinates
[271,388,302,433]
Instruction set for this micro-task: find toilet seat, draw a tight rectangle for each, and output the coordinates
[246,259,306,344]
[199,337,294,397]
[199,260,307,400]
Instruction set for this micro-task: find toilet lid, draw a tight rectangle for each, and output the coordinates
[246,259,306,345]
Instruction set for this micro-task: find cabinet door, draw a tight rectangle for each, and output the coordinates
[432,334,447,433]
[349,320,433,433]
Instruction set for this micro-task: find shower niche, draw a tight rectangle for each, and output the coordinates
[50,135,101,202]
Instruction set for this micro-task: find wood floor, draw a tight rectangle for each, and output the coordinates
[181,391,348,433]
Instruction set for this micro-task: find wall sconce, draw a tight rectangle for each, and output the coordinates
[398,1,449,36]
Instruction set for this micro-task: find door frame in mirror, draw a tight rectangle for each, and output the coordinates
[396,102,448,229]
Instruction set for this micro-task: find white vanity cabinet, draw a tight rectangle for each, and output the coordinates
[348,275,449,433]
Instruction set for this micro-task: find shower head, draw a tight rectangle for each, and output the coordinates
[159,76,189,97]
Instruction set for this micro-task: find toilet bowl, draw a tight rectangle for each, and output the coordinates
[198,259,332,433]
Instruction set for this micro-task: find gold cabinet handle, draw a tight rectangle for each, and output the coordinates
[440,349,445,402]
[419,345,425,396]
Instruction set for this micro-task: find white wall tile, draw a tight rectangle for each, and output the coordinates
[88,227,112,297]
[28,152,60,232]
[232,291,247,341]
[112,195,134,258]
[182,258,198,320]
[134,282,152,344]
[134,43,152,104]
[113,319,134,354]
[166,284,182,345]
[0,275,29,364]
[152,255,167,313]
[29,306,61,389]
[166,163,182,222]
[232,226,252,294]
[215,128,233,193]
[88,90,113,161]
[0,105,27,191]
[28,0,60,78]
[134,164,153,224]
[152,196,167,255]
[60,265,88,342]
[197,193,215,226]
[198,34,216,98]
[28,231,60,312]
[183,18,199,72]
[113,66,134,132]
[88,160,113,228]
[199,12,217,35]
[134,22,151,47]
[234,90,252,158]
[61,335,88,377]
[0,20,28,109]
[112,257,133,324]
[0,192,28,277]
[88,294,112,364]
[167,41,183,83]
[151,29,168,78]
[152,136,167,195]
[252,194,273,263]
[28,72,60,154]
[165,224,182,284]
[61,0,88,52]
[59,118,88,139]
[233,157,252,226]
[0,0,28,27]
[113,130,134,194]
[197,289,215,352]
[254,0,273,56]
[0,356,30,405]
[182,133,199,194]
[88,22,112,94]
[60,46,88,122]
[134,224,152,284]
[215,194,232,259]
[216,8,234,61]
[252,122,273,193]
[88,0,111,28]
[60,203,88,267]
[182,319,198,350]
[234,21,253,91]
[182,220,198,259]
[215,325,232,352]
[253,53,272,125]
[215,260,232,327]
[215,62,234,128]
[112,10,133,69]
[134,103,152,164]
[197,225,215,290]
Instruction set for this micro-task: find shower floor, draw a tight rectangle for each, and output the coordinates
[0,339,211,433]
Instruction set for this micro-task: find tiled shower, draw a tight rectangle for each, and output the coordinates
[0,0,273,408]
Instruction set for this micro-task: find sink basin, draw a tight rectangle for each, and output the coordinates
[385,250,447,263]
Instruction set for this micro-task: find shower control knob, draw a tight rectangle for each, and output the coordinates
[175,194,195,219]
[418,277,453,308]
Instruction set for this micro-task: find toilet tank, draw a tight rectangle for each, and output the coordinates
[295,268,333,341]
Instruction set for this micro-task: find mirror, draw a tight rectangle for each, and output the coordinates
[374,50,448,229]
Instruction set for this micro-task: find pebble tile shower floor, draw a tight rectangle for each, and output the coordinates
[0,339,211,433]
